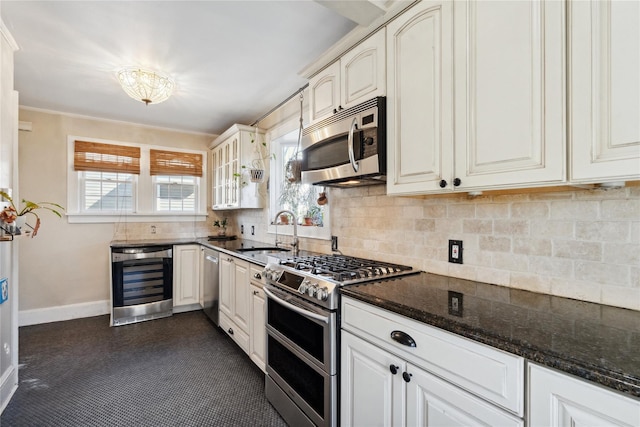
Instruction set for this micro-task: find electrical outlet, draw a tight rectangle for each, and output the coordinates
[150,225,156,234]
[448,240,463,264]
[448,291,463,317]
[331,236,338,251]
[240,224,244,234]
[251,225,255,236]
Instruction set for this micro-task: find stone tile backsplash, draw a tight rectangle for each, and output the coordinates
[228,185,639,311]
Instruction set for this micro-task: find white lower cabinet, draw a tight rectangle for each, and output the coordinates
[219,254,250,354]
[528,363,640,427]
[341,297,525,427]
[342,331,523,427]
[218,255,266,371]
[173,244,201,310]
[249,265,266,372]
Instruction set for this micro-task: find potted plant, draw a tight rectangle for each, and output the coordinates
[234,128,274,185]
[0,190,64,237]
[303,206,321,226]
[278,180,316,224]
[213,217,228,236]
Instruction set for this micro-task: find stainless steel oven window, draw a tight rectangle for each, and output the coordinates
[268,335,325,416]
[265,287,337,374]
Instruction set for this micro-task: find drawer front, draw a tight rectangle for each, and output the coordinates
[342,297,524,416]
[407,362,524,427]
[249,264,265,286]
[219,311,250,355]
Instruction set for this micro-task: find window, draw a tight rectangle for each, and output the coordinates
[81,171,135,212]
[74,140,140,213]
[150,149,203,213]
[269,129,330,240]
[67,137,207,223]
[153,175,197,212]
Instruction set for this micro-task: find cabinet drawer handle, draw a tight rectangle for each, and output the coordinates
[390,330,416,347]
[402,372,412,383]
[227,328,234,335]
[254,272,262,279]
[389,365,399,375]
[253,290,259,295]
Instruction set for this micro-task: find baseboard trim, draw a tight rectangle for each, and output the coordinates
[0,365,18,415]
[172,303,202,314]
[19,300,110,326]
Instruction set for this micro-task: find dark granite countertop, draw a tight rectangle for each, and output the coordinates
[341,272,640,399]
[110,237,323,267]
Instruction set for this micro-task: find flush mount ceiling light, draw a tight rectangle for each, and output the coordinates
[116,67,175,105]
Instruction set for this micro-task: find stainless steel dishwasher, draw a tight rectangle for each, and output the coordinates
[202,247,220,326]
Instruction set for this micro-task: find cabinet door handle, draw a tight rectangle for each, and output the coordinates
[227,328,234,335]
[390,330,417,347]
[389,365,399,375]
[402,372,412,383]
[453,177,461,187]
[253,290,259,295]
[254,272,262,279]
[439,179,447,188]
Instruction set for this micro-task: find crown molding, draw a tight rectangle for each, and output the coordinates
[0,18,19,51]
[299,0,419,79]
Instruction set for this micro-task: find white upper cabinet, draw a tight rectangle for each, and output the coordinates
[386,0,455,195]
[210,124,266,210]
[452,0,566,191]
[568,0,640,184]
[309,29,386,124]
[309,61,340,124]
[388,0,566,195]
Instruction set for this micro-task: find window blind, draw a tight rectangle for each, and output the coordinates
[74,141,141,174]
[150,149,203,177]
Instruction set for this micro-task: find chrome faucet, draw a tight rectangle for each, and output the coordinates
[273,209,299,255]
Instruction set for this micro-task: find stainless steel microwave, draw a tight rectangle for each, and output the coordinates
[301,97,386,187]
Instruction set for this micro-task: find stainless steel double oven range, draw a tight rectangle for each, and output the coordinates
[262,254,415,427]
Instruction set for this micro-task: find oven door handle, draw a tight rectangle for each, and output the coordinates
[263,287,330,324]
[347,117,359,173]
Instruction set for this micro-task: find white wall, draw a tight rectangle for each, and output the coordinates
[17,108,215,324]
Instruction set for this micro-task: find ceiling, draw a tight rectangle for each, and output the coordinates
[0,1,359,136]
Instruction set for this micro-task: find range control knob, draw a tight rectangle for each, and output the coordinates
[298,280,310,295]
[317,287,329,301]
[307,284,318,297]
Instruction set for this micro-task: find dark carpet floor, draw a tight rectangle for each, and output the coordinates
[1,311,287,427]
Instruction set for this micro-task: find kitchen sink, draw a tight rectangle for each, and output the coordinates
[235,247,290,254]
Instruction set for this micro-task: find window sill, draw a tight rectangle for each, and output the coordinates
[67,213,208,224]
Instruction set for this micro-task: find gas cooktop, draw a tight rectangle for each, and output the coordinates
[264,254,417,311]
[279,254,415,285]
